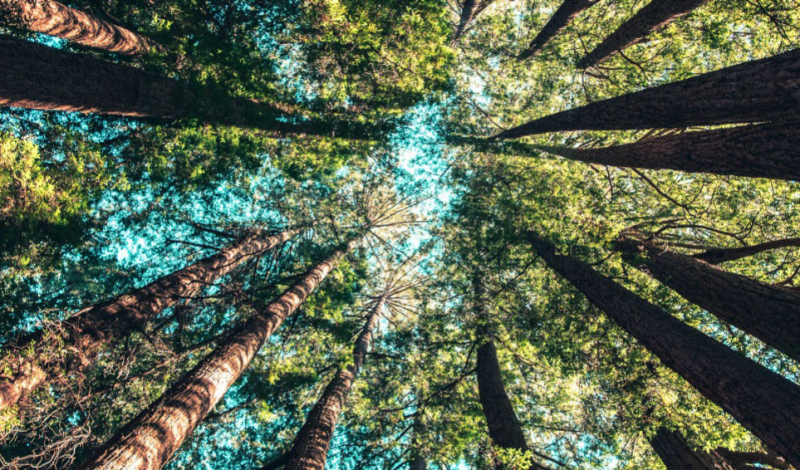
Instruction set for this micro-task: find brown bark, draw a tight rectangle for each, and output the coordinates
[715,448,790,469]
[541,122,800,181]
[518,0,599,60]
[495,49,800,138]
[281,296,386,470]
[1,0,159,55]
[693,237,800,264]
[454,0,479,41]
[618,237,800,363]
[0,228,297,412]
[649,428,725,469]
[528,232,800,468]
[477,341,529,451]
[78,241,355,470]
[578,0,710,68]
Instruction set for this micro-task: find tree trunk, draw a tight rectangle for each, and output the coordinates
[617,236,800,363]
[411,454,428,470]
[649,427,723,469]
[578,0,710,68]
[495,49,800,138]
[714,448,790,469]
[693,237,800,264]
[527,232,800,469]
[540,122,800,181]
[0,36,385,139]
[1,0,159,55]
[518,0,599,60]
[281,295,386,470]
[0,228,298,412]
[78,241,355,470]
[477,341,529,452]
[454,0,479,41]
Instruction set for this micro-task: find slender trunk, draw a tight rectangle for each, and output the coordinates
[0,228,297,412]
[281,296,386,470]
[714,448,790,469]
[649,428,724,469]
[578,0,710,68]
[0,36,385,139]
[495,49,800,138]
[693,237,800,264]
[518,0,599,60]
[540,122,800,181]
[454,0,478,41]
[1,0,159,55]
[528,233,800,468]
[78,241,355,470]
[617,236,800,363]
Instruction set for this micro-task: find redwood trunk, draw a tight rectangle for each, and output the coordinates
[2,0,158,55]
[542,122,800,180]
[454,0,478,41]
[495,49,800,138]
[282,296,386,470]
[477,341,529,452]
[78,242,354,470]
[528,233,800,468]
[693,237,800,264]
[518,0,599,60]
[619,239,800,363]
[578,0,710,68]
[649,428,720,469]
[0,228,297,412]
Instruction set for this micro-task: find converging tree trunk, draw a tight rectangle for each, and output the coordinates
[539,122,800,181]
[0,36,386,139]
[78,240,356,470]
[1,0,159,55]
[693,237,800,264]
[495,49,800,138]
[454,0,495,41]
[518,0,599,60]
[0,228,298,412]
[527,233,800,468]
[617,235,800,363]
[280,295,387,470]
[578,0,710,68]
[649,428,725,470]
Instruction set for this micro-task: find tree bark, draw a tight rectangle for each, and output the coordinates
[540,122,800,181]
[518,0,599,60]
[693,237,800,264]
[0,36,386,139]
[281,295,386,470]
[649,427,724,469]
[0,228,298,412]
[411,454,428,470]
[714,448,790,469]
[78,241,355,470]
[617,236,800,363]
[1,0,159,55]
[527,232,800,469]
[578,0,710,68]
[495,49,800,138]
[454,0,478,41]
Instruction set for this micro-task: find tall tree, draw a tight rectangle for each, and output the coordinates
[454,0,496,41]
[0,36,385,139]
[538,122,800,180]
[78,239,358,470]
[528,232,800,468]
[616,234,800,363]
[494,49,800,138]
[0,228,298,412]
[0,0,159,55]
[280,294,387,470]
[649,428,724,470]
[578,0,711,68]
[518,0,600,60]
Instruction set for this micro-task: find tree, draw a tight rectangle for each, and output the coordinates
[517,0,600,60]
[649,428,727,470]
[0,227,298,412]
[495,48,800,138]
[528,232,800,468]
[616,233,800,363]
[693,237,800,264]
[0,0,160,55]
[454,0,497,41]
[77,239,357,470]
[578,0,711,68]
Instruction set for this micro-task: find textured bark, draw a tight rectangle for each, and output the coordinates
[78,241,355,470]
[477,341,529,451]
[454,0,478,41]
[649,428,722,469]
[542,122,800,180]
[715,448,790,469]
[1,0,158,55]
[495,49,800,138]
[578,0,710,68]
[281,296,386,470]
[518,0,599,60]
[618,237,800,363]
[0,228,297,412]
[693,237,800,264]
[0,36,383,138]
[528,233,800,468]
